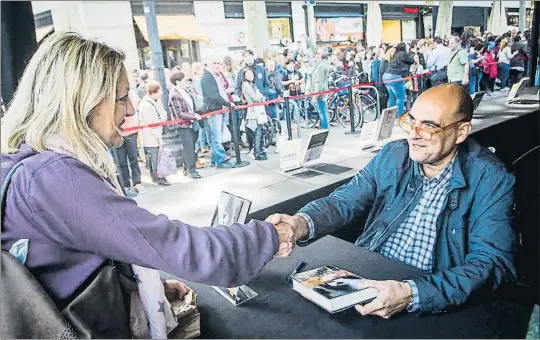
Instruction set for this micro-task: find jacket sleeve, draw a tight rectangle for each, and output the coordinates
[168,93,197,121]
[26,158,279,287]
[412,167,517,313]
[235,69,245,99]
[261,68,271,97]
[297,145,381,239]
[139,102,162,140]
[201,73,230,108]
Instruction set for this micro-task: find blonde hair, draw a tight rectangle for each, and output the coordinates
[500,38,509,49]
[384,47,396,61]
[1,32,126,188]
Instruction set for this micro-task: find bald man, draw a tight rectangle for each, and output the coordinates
[268,84,517,317]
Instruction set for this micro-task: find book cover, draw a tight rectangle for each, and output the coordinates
[210,191,258,307]
[292,265,378,313]
[211,286,258,307]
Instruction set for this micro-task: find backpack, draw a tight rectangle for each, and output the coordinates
[0,160,137,338]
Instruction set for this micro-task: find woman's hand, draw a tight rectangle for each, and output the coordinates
[165,279,191,300]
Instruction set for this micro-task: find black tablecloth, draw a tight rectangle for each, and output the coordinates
[181,236,533,339]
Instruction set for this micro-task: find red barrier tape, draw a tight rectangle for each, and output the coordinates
[122,67,493,133]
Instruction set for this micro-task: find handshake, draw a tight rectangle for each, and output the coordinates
[265,214,309,258]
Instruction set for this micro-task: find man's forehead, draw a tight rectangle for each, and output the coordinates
[410,94,458,124]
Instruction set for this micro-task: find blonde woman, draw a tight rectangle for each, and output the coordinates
[1,32,295,337]
[497,38,516,91]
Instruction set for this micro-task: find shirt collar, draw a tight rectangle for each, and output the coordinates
[418,151,458,186]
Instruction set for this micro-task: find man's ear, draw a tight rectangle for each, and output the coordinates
[456,122,472,144]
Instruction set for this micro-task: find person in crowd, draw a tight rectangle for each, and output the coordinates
[137,70,149,99]
[480,43,498,96]
[1,32,297,337]
[116,88,146,196]
[447,36,470,90]
[406,53,424,110]
[169,72,203,179]
[306,38,331,129]
[191,62,211,155]
[201,56,236,169]
[497,38,515,91]
[509,35,530,87]
[268,83,517,318]
[409,40,427,69]
[181,61,192,78]
[468,43,486,94]
[235,49,270,100]
[138,81,171,186]
[282,58,304,123]
[266,59,284,120]
[223,55,247,149]
[382,43,414,117]
[427,37,451,86]
[242,69,269,161]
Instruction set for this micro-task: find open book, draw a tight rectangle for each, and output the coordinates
[292,265,378,313]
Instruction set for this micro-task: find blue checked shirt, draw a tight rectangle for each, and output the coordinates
[379,154,456,312]
[298,154,456,313]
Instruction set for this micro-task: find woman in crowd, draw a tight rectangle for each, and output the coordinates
[139,81,172,186]
[191,62,211,155]
[1,32,291,337]
[480,43,498,96]
[497,38,515,91]
[169,72,203,179]
[406,53,424,110]
[382,42,414,116]
[242,69,268,161]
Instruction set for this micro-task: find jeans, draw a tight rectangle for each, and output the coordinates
[498,63,510,89]
[116,133,141,187]
[317,96,329,129]
[382,73,406,116]
[199,120,210,149]
[267,91,279,119]
[207,114,228,165]
[246,125,264,157]
[144,147,162,181]
[178,128,197,173]
[469,74,477,94]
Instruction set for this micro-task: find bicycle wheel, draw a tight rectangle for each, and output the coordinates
[298,99,319,129]
[336,96,362,129]
[355,92,378,123]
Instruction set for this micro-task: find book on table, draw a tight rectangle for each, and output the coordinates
[291,265,378,313]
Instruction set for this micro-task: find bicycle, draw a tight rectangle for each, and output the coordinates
[327,74,362,129]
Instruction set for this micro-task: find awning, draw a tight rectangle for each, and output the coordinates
[35,25,54,42]
[133,15,209,43]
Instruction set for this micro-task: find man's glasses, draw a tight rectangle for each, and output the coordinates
[398,112,468,140]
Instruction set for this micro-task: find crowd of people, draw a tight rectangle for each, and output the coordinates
[115,28,533,197]
[2,31,526,338]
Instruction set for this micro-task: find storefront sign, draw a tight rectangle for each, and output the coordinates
[403,7,419,14]
[315,17,364,42]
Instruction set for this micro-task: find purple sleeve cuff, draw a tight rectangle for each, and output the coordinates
[404,279,421,312]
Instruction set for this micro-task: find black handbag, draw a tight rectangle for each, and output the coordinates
[1,160,138,339]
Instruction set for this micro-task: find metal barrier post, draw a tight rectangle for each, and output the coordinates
[229,107,250,168]
[284,96,293,140]
[345,84,361,135]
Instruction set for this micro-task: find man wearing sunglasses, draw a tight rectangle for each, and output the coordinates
[268,84,516,318]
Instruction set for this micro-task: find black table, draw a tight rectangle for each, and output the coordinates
[183,236,533,338]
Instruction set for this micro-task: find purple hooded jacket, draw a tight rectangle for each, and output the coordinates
[1,145,278,306]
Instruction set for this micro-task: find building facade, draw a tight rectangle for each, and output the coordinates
[32,1,534,71]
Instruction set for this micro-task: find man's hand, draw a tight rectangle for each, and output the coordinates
[354,280,413,319]
[164,279,191,300]
[194,113,202,120]
[462,77,469,86]
[266,214,309,258]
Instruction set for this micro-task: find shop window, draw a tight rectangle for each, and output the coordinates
[268,17,292,45]
[130,1,194,15]
[224,1,292,19]
[315,17,364,42]
[382,20,401,44]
